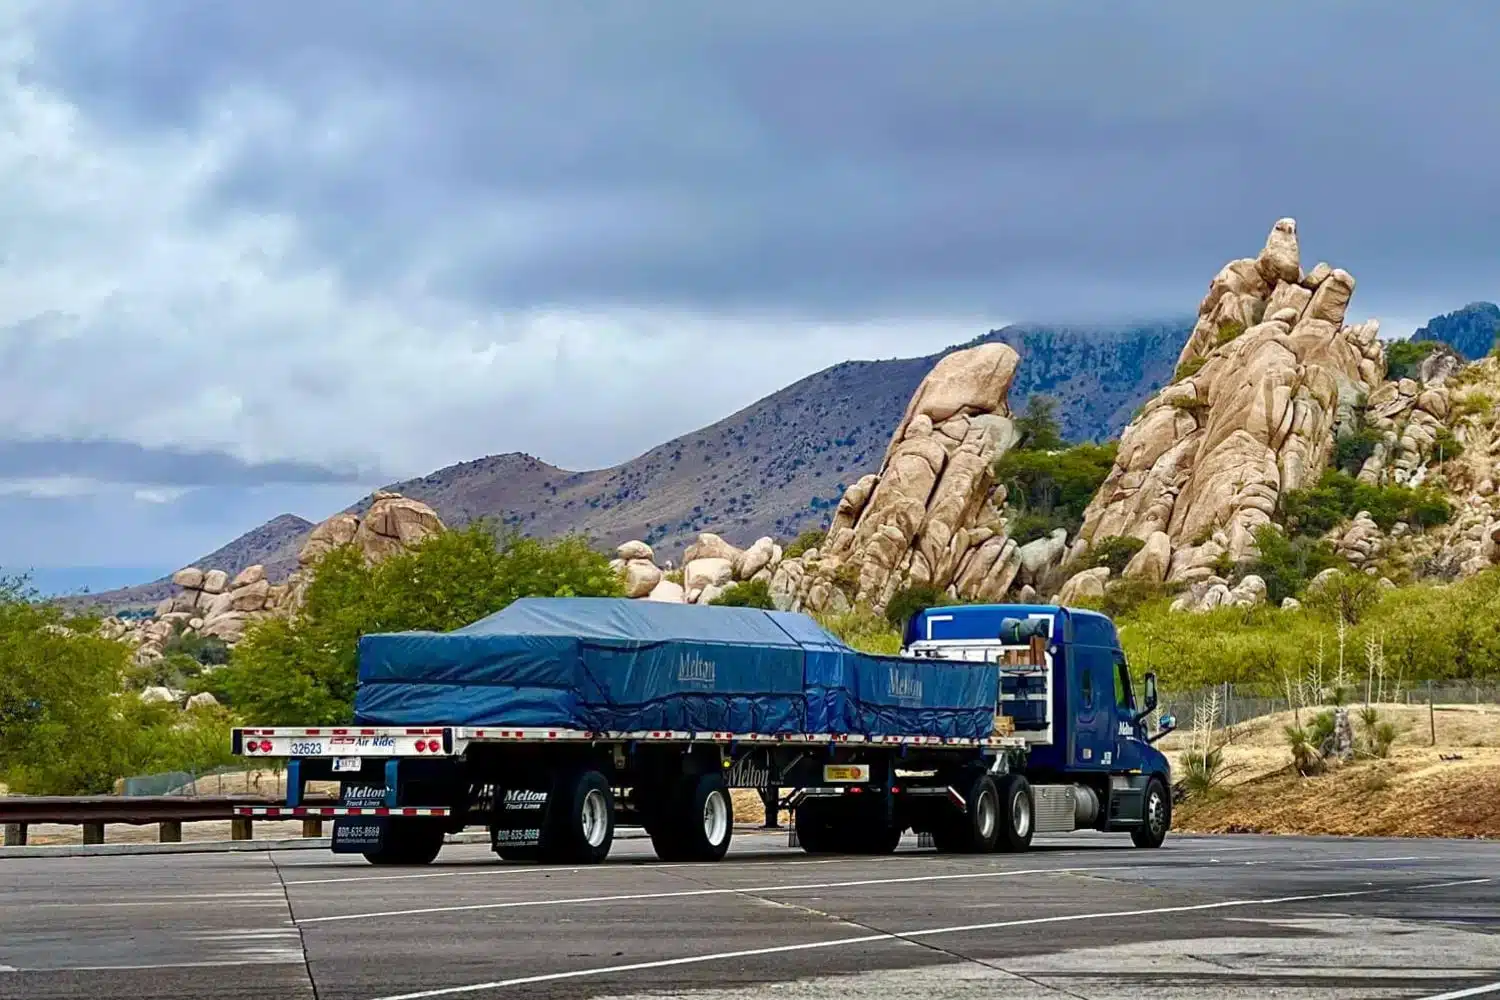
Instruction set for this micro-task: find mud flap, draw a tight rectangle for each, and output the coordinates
[490,787,549,852]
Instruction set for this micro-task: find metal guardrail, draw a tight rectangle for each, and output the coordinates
[0,795,336,847]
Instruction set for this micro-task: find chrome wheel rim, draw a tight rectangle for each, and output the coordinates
[1011,789,1032,839]
[977,789,998,840]
[703,790,730,846]
[1146,790,1166,835]
[581,788,609,847]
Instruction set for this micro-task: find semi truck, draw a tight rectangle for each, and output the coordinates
[230,598,1177,866]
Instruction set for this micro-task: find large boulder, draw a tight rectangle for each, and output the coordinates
[621,560,663,599]
[1056,567,1109,605]
[353,492,445,562]
[774,343,1022,613]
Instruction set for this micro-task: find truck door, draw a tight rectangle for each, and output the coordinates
[1068,647,1113,771]
[1111,650,1148,773]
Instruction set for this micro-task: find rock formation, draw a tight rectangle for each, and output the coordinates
[102,492,445,656]
[1078,218,1384,582]
[769,342,1032,613]
[608,533,784,605]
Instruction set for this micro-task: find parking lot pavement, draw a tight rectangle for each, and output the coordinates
[2,832,1497,1000]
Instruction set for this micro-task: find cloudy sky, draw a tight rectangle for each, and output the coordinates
[3,1,1498,582]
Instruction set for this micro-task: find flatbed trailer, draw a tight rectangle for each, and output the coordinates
[230,602,1177,866]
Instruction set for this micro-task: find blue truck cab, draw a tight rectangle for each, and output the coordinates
[902,603,1176,847]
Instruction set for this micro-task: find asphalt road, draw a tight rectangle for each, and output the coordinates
[2,830,1497,1000]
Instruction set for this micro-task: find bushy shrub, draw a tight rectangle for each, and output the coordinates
[1244,525,1344,606]
[884,584,950,630]
[782,529,826,559]
[708,579,774,609]
[1333,427,1382,476]
[1280,470,1452,536]
[1174,356,1207,382]
[1432,428,1464,462]
[816,606,902,655]
[1087,536,1145,576]
[1384,339,1438,381]
[994,442,1117,542]
[163,626,230,667]
[1304,569,1381,625]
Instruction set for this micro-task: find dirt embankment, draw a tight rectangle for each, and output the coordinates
[1163,703,1500,839]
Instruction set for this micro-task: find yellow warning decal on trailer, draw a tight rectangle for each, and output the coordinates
[823,764,870,782]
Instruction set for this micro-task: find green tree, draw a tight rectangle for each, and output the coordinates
[208,525,623,725]
[994,442,1118,543]
[0,575,156,793]
[1014,394,1067,452]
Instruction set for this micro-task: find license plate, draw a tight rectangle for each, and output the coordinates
[333,757,362,772]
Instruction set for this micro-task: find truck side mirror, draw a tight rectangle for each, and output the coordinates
[1142,672,1158,714]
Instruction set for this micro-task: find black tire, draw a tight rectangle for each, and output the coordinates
[649,773,734,862]
[362,819,445,866]
[855,822,903,855]
[793,799,838,854]
[1131,776,1171,849]
[539,769,615,865]
[993,774,1035,853]
[932,771,1001,853]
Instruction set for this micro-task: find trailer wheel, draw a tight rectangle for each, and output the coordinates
[1131,776,1171,849]
[649,773,734,862]
[363,819,445,866]
[792,799,837,854]
[993,774,1034,852]
[540,769,615,864]
[855,822,903,854]
[933,771,1002,853]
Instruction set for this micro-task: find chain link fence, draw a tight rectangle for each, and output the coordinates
[1161,679,1500,731]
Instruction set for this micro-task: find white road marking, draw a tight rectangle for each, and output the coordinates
[284,854,911,886]
[300,854,1438,924]
[1416,983,1500,1000]
[363,877,1494,1000]
[279,838,1278,883]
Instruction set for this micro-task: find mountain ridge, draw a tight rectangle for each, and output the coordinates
[70,320,1193,608]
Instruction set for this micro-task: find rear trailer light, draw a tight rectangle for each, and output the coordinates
[259,740,273,753]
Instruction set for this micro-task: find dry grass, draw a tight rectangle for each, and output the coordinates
[1169,702,1500,839]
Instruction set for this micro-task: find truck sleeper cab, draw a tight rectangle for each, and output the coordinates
[895,603,1176,848]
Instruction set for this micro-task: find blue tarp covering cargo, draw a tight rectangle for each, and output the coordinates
[353,597,998,739]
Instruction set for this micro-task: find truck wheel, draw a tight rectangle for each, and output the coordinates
[650,773,734,862]
[935,772,1001,853]
[993,774,1034,852]
[540,769,614,864]
[1131,776,1171,849]
[363,819,445,866]
[855,822,903,854]
[793,800,837,854]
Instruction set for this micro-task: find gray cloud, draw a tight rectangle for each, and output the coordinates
[4,1,1500,570]
[0,440,368,486]
[22,1,1500,321]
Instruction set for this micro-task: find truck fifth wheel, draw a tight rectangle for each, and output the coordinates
[230,599,1176,865]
